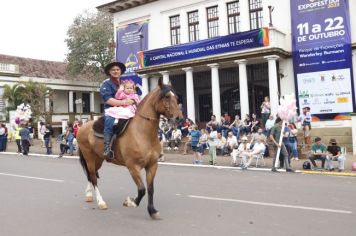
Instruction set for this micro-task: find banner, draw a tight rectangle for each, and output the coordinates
[142,28,269,67]
[116,20,148,94]
[291,0,354,120]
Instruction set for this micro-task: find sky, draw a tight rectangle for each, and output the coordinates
[0,0,110,62]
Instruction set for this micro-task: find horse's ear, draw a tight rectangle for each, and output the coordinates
[158,77,163,88]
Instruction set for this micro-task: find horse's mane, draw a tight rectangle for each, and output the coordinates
[136,84,176,112]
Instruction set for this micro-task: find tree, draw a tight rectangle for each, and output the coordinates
[19,80,53,123]
[65,10,115,81]
[2,83,25,111]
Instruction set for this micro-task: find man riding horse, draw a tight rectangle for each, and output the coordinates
[100,62,135,160]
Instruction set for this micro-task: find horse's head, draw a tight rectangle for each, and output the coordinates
[155,78,183,122]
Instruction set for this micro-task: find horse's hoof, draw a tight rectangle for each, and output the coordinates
[123,197,137,208]
[150,212,161,220]
[85,196,93,202]
[98,202,108,210]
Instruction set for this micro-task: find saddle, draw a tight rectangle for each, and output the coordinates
[93,116,131,139]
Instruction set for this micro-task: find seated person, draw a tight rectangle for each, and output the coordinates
[308,137,327,170]
[231,136,250,166]
[224,131,238,156]
[250,128,266,148]
[241,138,266,169]
[198,129,209,154]
[264,115,275,136]
[168,126,182,150]
[216,132,226,155]
[181,118,192,137]
[326,138,346,172]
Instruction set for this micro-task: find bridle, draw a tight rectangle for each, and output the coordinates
[136,92,173,122]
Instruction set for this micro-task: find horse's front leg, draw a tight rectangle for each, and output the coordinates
[124,165,146,207]
[146,162,160,220]
[85,182,93,202]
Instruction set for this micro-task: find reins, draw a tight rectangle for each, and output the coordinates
[136,112,158,121]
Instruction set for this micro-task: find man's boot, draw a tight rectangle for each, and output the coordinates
[103,134,113,160]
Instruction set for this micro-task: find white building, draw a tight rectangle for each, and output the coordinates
[0,54,102,130]
[98,0,356,129]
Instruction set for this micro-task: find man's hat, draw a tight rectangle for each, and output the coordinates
[329,138,337,144]
[104,62,126,76]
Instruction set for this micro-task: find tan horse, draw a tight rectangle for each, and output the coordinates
[77,78,182,219]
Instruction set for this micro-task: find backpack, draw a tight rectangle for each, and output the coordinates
[303,161,311,170]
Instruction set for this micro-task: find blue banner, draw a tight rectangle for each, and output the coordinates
[142,28,269,67]
[116,21,148,94]
[291,0,354,120]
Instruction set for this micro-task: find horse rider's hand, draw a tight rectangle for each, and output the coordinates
[125,99,135,105]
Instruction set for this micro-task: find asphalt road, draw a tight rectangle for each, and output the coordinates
[0,154,355,236]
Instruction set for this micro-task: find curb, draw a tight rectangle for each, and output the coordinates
[301,170,356,177]
[2,151,355,177]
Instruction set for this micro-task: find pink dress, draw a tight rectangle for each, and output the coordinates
[105,90,141,119]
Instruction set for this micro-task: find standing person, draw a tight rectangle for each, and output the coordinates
[100,62,134,160]
[39,121,46,147]
[190,125,202,164]
[27,122,34,146]
[208,125,218,165]
[72,119,81,138]
[289,123,299,160]
[269,117,294,172]
[299,106,312,148]
[0,123,5,151]
[19,123,31,156]
[43,125,53,155]
[15,125,22,154]
[260,96,271,128]
[66,127,75,156]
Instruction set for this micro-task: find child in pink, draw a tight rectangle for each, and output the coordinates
[105,80,141,122]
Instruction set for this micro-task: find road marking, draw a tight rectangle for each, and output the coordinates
[188,195,352,214]
[0,172,64,183]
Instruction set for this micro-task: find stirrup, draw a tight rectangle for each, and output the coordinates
[103,149,115,161]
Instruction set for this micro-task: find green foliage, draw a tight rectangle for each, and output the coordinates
[3,84,25,110]
[65,10,115,81]
[2,81,52,122]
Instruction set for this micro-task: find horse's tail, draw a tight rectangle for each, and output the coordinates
[78,148,99,183]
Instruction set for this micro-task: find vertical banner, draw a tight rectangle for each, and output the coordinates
[116,20,148,94]
[291,0,354,121]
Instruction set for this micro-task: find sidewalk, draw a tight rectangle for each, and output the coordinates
[3,139,356,176]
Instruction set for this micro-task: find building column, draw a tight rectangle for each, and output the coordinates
[180,11,188,43]
[182,67,196,122]
[150,76,159,91]
[68,91,74,113]
[218,1,228,36]
[207,63,221,122]
[198,5,208,39]
[140,74,149,97]
[160,71,170,84]
[45,95,50,112]
[90,92,95,112]
[265,55,280,116]
[235,60,249,118]
[240,0,250,31]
